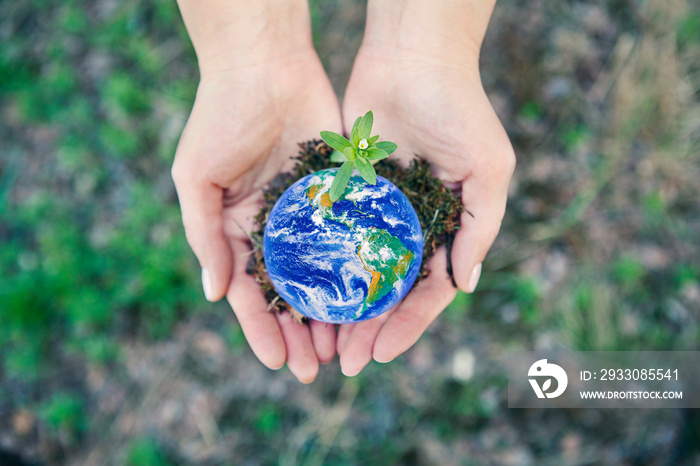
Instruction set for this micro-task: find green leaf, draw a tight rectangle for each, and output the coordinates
[352,116,362,132]
[350,127,360,146]
[366,147,389,161]
[368,135,379,145]
[357,111,373,139]
[330,150,346,163]
[343,146,357,160]
[320,131,353,153]
[330,160,355,202]
[375,141,397,155]
[354,156,377,184]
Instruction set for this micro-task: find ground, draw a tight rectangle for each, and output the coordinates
[0,0,698,464]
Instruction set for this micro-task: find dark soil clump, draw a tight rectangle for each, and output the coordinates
[247,139,464,321]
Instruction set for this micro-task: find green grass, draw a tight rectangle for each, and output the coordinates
[0,0,200,386]
[125,438,174,466]
[39,393,86,445]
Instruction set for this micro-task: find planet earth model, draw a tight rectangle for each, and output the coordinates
[263,168,423,324]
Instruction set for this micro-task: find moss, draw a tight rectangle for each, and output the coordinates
[247,139,464,322]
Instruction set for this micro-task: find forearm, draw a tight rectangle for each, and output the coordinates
[176,0,314,75]
[363,0,496,64]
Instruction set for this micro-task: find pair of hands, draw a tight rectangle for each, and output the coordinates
[172,25,515,383]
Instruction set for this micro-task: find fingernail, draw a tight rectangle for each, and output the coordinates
[467,263,482,293]
[201,268,213,301]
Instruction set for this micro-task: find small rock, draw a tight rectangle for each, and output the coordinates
[118,413,135,435]
[498,446,534,466]
[638,245,671,270]
[17,252,39,272]
[452,348,475,382]
[665,299,688,324]
[12,411,34,436]
[500,304,520,324]
[681,282,700,307]
[561,432,582,461]
[87,366,106,391]
[98,385,125,415]
[158,400,183,427]
[621,312,640,336]
[535,332,558,350]
[193,331,227,368]
[543,76,573,101]
[408,342,433,373]
[150,223,173,245]
[480,388,499,415]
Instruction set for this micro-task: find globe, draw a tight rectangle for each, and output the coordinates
[263,168,423,324]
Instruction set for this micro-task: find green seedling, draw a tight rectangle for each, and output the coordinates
[320,110,398,202]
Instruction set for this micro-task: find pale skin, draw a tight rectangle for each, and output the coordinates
[173,0,515,382]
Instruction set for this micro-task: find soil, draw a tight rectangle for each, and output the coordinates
[246,139,464,323]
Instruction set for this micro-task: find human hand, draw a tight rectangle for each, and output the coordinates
[173,0,341,382]
[337,0,515,376]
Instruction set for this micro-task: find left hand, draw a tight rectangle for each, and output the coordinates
[337,43,516,376]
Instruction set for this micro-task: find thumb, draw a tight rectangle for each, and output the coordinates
[172,166,232,302]
[451,146,515,293]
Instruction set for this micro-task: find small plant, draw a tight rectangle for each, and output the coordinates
[125,438,174,466]
[320,110,398,202]
[39,392,86,445]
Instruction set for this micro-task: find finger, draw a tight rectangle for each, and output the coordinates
[277,312,319,384]
[227,235,286,370]
[373,248,458,363]
[172,167,232,302]
[339,310,393,377]
[336,324,354,355]
[452,142,515,293]
[309,320,336,364]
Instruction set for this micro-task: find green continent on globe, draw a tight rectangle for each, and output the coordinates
[305,173,415,311]
[356,227,414,306]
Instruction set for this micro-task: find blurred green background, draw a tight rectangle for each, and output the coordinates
[1,0,699,464]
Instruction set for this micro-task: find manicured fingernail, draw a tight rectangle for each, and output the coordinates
[201,268,213,301]
[467,263,482,293]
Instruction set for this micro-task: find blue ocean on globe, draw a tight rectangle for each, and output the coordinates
[263,168,423,324]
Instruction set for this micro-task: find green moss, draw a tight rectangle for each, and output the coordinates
[59,5,89,34]
[102,72,150,116]
[98,123,140,157]
[39,393,86,444]
[676,12,700,48]
[125,438,174,466]
[255,403,282,436]
[612,256,646,290]
[518,100,544,121]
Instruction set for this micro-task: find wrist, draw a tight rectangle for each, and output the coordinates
[177,0,314,76]
[362,0,495,67]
